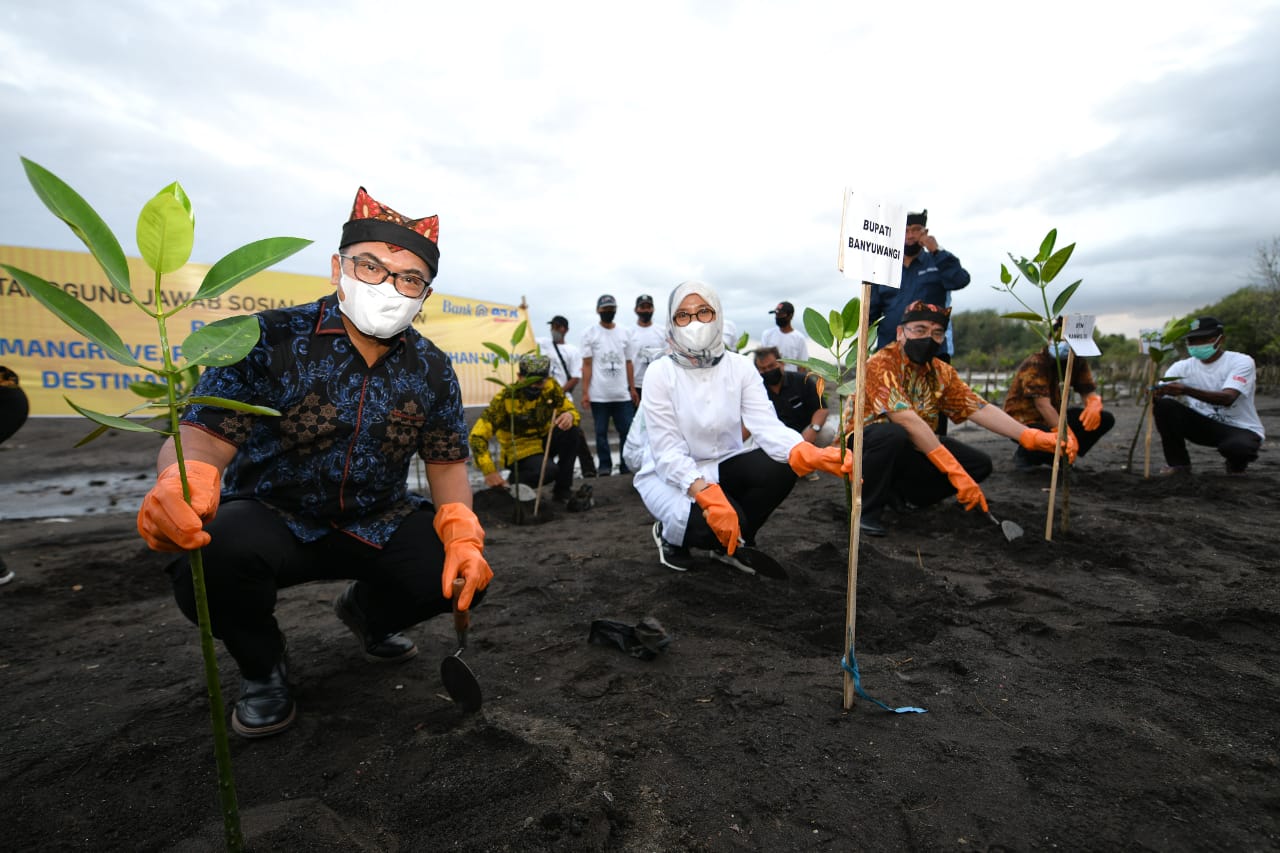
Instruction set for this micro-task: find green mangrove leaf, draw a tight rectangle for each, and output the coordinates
[485,376,507,387]
[1051,279,1082,316]
[1036,229,1057,263]
[840,297,860,335]
[137,190,195,275]
[483,342,511,361]
[187,395,280,416]
[129,380,170,399]
[1000,263,1013,285]
[509,319,528,348]
[197,237,313,301]
[73,423,112,447]
[1041,243,1076,284]
[734,331,749,352]
[828,308,844,340]
[792,358,840,381]
[837,380,860,397]
[2,264,142,366]
[182,315,261,367]
[20,157,133,298]
[66,398,163,433]
[1002,311,1045,322]
[1016,258,1041,286]
[159,181,193,219]
[802,306,834,349]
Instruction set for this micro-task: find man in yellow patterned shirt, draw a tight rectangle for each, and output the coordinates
[470,354,582,501]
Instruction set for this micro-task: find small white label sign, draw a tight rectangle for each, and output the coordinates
[838,190,906,288]
[1064,313,1101,357]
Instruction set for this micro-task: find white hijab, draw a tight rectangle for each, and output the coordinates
[665,280,726,369]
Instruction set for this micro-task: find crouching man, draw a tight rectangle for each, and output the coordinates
[136,187,493,737]
[849,301,1076,537]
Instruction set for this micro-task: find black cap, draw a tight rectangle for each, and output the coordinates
[1186,316,1224,338]
[906,209,928,227]
[635,294,654,306]
[769,301,795,315]
[597,294,617,309]
[548,315,569,328]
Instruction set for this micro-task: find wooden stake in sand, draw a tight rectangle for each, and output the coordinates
[843,280,872,710]
[532,420,556,517]
[1045,347,1074,541]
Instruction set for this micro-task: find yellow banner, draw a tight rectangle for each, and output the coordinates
[0,245,529,414]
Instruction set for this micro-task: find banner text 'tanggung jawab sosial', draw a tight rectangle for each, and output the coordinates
[0,245,527,414]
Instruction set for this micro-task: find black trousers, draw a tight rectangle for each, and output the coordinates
[1153,397,1262,471]
[169,499,472,679]
[513,426,578,493]
[1017,407,1116,465]
[681,448,797,549]
[854,422,992,517]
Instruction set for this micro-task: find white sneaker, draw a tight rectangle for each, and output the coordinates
[0,569,14,586]
[652,522,695,572]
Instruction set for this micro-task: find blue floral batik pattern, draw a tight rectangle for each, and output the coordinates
[183,294,468,546]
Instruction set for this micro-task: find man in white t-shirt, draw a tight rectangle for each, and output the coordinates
[581,294,639,475]
[762,301,809,373]
[1153,316,1264,475]
[631,293,668,402]
[539,314,595,478]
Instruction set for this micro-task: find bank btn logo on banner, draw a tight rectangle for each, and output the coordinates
[838,190,906,288]
[0,245,527,414]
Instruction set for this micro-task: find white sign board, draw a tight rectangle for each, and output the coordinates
[1064,313,1102,357]
[839,190,906,288]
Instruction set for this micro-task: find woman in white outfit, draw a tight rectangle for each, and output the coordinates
[633,281,848,573]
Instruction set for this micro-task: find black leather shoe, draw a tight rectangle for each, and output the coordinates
[860,516,887,537]
[232,660,296,738]
[334,582,419,663]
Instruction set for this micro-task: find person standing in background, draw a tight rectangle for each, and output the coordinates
[762,301,809,374]
[581,294,638,476]
[539,315,595,477]
[0,366,29,585]
[631,294,668,402]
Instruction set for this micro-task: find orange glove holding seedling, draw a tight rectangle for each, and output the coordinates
[788,442,851,478]
[1080,394,1104,432]
[1018,427,1078,464]
[137,460,221,552]
[694,484,741,555]
[434,503,493,610]
[926,445,988,512]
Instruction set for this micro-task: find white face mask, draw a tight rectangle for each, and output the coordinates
[338,273,426,339]
[670,317,721,353]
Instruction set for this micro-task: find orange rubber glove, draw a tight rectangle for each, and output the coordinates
[434,503,493,610]
[137,461,222,552]
[694,484,741,555]
[925,445,988,512]
[788,442,851,478]
[1080,395,1104,432]
[1018,426,1078,464]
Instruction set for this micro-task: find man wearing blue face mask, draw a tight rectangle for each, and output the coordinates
[1003,334,1113,470]
[1152,317,1264,475]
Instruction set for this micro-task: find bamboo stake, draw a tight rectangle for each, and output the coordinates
[1143,361,1156,479]
[843,281,872,711]
[532,420,556,517]
[1044,348,1075,541]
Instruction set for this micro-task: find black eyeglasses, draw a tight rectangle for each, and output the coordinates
[339,254,431,299]
[673,306,716,326]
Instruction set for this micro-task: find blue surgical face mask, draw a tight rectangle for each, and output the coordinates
[1048,341,1070,359]
[1187,339,1219,360]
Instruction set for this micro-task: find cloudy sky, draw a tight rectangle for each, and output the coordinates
[2,0,1278,345]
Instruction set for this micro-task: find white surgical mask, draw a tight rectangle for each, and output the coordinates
[338,274,426,339]
[671,317,721,354]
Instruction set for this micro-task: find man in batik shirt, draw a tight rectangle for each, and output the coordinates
[1004,335,1112,470]
[470,354,581,501]
[845,301,1076,537]
[136,187,493,738]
